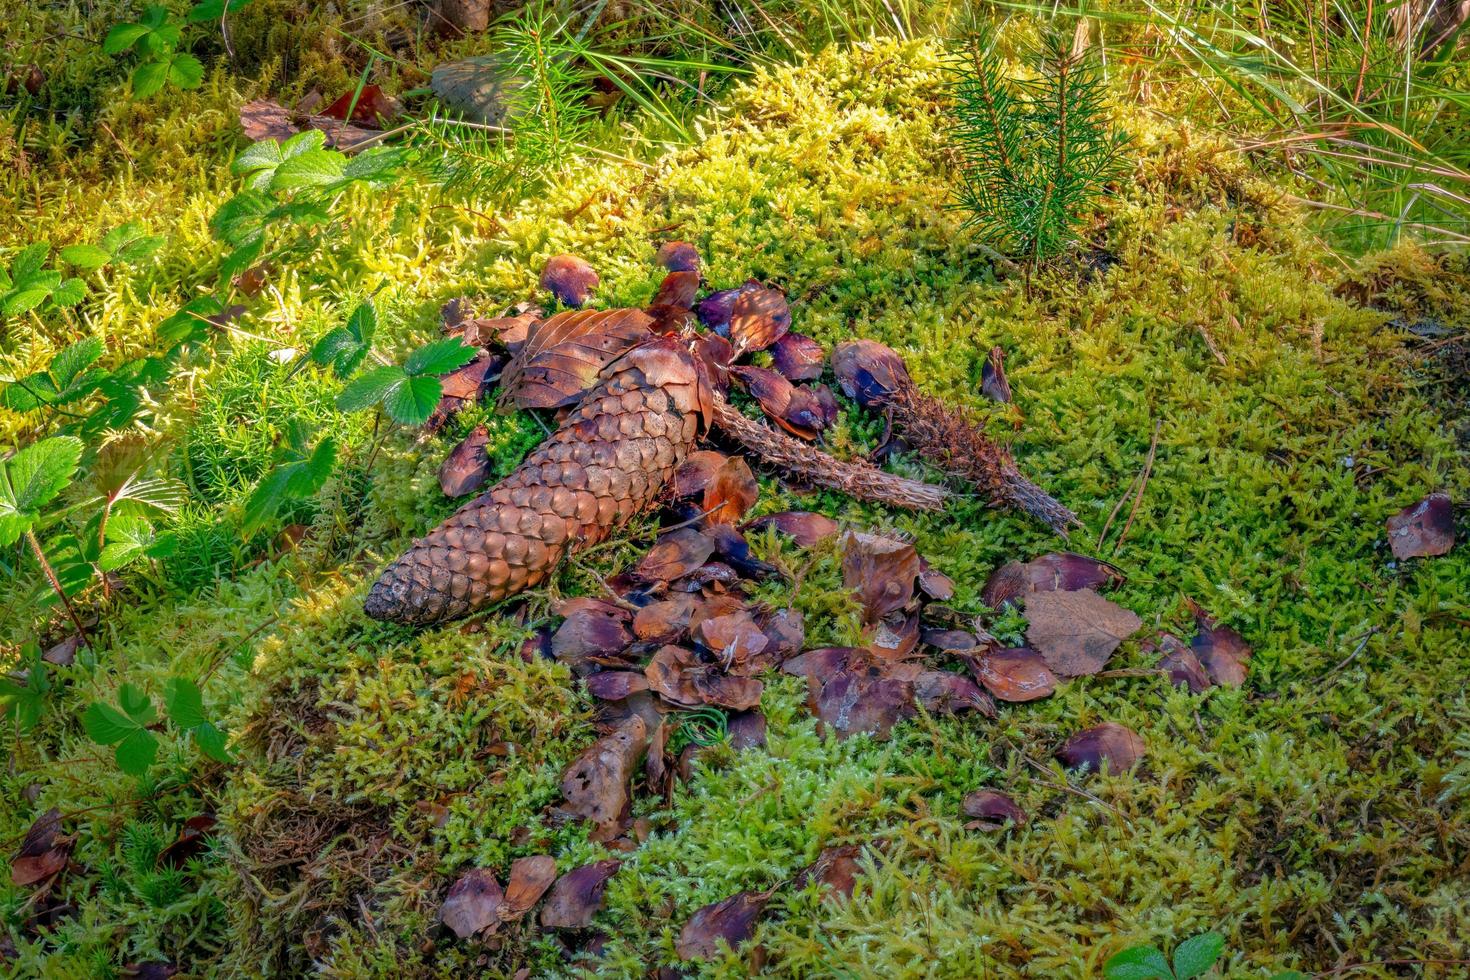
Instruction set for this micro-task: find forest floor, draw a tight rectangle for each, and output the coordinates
[3,6,1470,979]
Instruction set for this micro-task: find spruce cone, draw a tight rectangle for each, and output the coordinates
[365,339,712,625]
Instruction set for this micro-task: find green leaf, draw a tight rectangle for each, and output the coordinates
[1171,933,1224,980]
[167,52,204,90]
[83,701,139,745]
[49,278,87,307]
[233,140,284,178]
[336,365,404,413]
[110,232,164,264]
[10,242,50,281]
[138,19,181,58]
[50,337,104,386]
[241,466,292,537]
[103,21,151,54]
[219,238,265,281]
[118,682,156,724]
[193,721,232,762]
[163,676,207,730]
[346,299,377,345]
[187,0,253,22]
[0,644,50,732]
[59,244,113,270]
[4,287,52,317]
[99,514,155,571]
[131,59,169,98]
[1104,945,1174,980]
[383,374,442,426]
[0,436,84,545]
[280,128,326,157]
[404,337,476,377]
[283,437,338,497]
[340,146,410,185]
[115,728,159,776]
[269,147,346,191]
[157,296,227,345]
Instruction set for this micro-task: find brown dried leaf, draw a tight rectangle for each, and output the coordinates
[1386,492,1454,559]
[842,532,920,624]
[239,99,297,142]
[1056,722,1146,774]
[980,346,1013,403]
[770,333,826,382]
[651,270,700,310]
[676,889,775,961]
[754,607,804,663]
[504,855,557,919]
[158,815,218,869]
[1024,589,1141,677]
[743,511,841,547]
[914,670,995,717]
[982,552,1125,609]
[645,645,764,710]
[540,860,621,929]
[499,308,652,410]
[585,671,651,701]
[551,600,633,673]
[461,312,538,353]
[636,528,717,583]
[672,451,729,500]
[962,790,1026,831]
[727,286,791,352]
[732,364,795,425]
[867,610,920,659]
[702,523,779,581]
[439,425,492,498]
[1187,604,1251,688]
[633,595,701,642]
[967,647,1058,702]
[831,339,911,409]
[440,868,505,938]
[560,717,649,840]
[540,254,599,308]
[656,241,701,273]
[921,628,980,653]
[726,709,767,750]
[779,385,827,439]
[795,844,864,902]
[697,280,759,332]
[693,610,771,673]
[11,808,68,887]
[918,562,955,601]
[703,455,759,526]
[1150,633,1212,693]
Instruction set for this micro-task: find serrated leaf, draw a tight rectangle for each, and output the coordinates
[269,147,346,191]
[111,234,164,264]
[1,645,49,732]
[50,337,105,386]
[1104,945,1174,980]
[131,59,169,98]
[10,242,50,281]
[283,438,337,497]
[83,701,139,745]
[118,682,155,724]
[404,337,476,377]
[49,278,87,307]
[0,435,83,534]
[336,365,404,412]
[157,296,226,345]
[280,128,325,157]
[163,676,207,729]
[187,0,252,22]
[340,146,409,185]
[233,140,283,177]
[60,244,113,270]
[241,466,292,537]
[2,372,58,411]
[219,238,264,282]
[4,287,52,317]
[115,728,159,776]
[103,21,151,54]
[1172,933,1224,980]
[167,52,204,90]
[193,721,232,762]
[99,513,155,571]
[346,300,377,344]
[383,374,442,426]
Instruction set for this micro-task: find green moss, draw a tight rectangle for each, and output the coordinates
[3,28,1468,980]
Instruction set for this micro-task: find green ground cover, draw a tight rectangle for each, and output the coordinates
[2,4,1468,977]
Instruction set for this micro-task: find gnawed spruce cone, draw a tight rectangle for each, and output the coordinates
[364,338,712,625]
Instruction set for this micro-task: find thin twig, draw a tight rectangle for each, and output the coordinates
[1021,752,1133,824]
[1112,420,1161,556]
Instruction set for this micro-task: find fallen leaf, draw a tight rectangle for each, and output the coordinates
[585,671,651,701]
[645,645,764,710]
[636,528,717,583]
[979,346,1012,403]
[461,312,538,353]
[1056,722,1146,773]
[726,709,767,750]
[560,717,648,840]
[10,808,68,887]
[440,868,505,939]
[540,860,621,929]
[676,889,775,961]
[539,254,599,308]
[967,647,1058,702]
[651,270,700,310]
[922,628,980,653]
[732,365,802,434]
[982,552,1125,609]
[962,790,1026,831]
[842,532,920,624]
[430,54,525,126]
[158,815,218,869]
[693,610,772,673]
[727,286,791,351]
[1386,492,1454,559]
[321,84,397,126]
[503,855,557,919]
[498,307,652,409]
[239,99,297,142]
[867,610,920,659]
[703,455,759,525]
[439,425,493,498]
[743,511,840,547]
[1149,633,1211,693]
[918,562,955,601]
[672,451,728,500]
[1187,603,1251,688]
[831,339,910,409]
[697,280,760,332]
[703,523,779,580]
[552,599,633,675]
[915,669,995,717]
[656,241,701,273]
[1025,588,1141,677]
[795,844,864,902]
[754,607,804,663]
[426,351,503,432]
[633,596,700,642]
[770,333,826,382]
[120,963,176,980]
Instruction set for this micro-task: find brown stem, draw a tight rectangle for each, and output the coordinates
[27,528,88,647]
[710,393,949,512]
